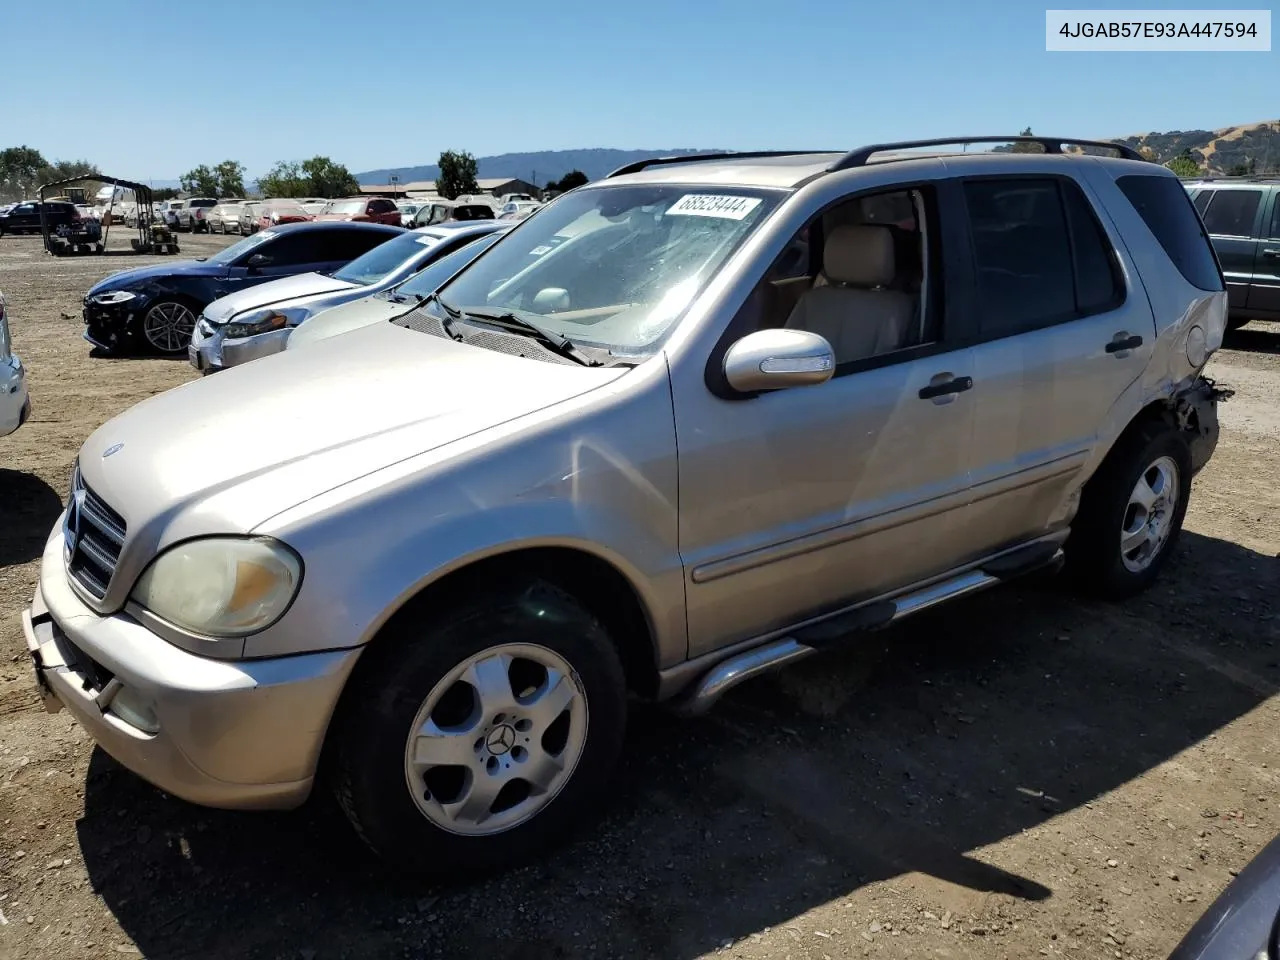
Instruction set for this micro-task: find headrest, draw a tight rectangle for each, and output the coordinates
[822,224,896,287]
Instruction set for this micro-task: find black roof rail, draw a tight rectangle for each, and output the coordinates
[828,136,1147,171]
[1184,174,1280,183]
[606,150,839,179]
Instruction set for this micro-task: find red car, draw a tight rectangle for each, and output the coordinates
[255,200,312,232]
[313,196,402,226]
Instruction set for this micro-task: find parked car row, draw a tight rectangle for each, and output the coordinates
[190,220,508,371]
[81,221,407,355]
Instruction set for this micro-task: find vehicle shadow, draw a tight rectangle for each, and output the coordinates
[0,469,63,566]
[75,530,1278,960]
[1224,324,1280,355]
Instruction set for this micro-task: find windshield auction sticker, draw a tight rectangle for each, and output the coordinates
[666,195,762,220]
[1046,9,1271,50]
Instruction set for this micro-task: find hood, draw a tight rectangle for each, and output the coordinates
[313,213,357,221]
[76,321,626,541]
[202,272,357,323]
[88,259,227,295]
[287,294,407,350]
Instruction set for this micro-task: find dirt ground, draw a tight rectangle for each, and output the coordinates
[0,228,1278,960]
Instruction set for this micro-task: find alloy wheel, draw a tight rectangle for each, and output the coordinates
[403,643,588,837]
[142,301,197,354]
[1120,455,1180,573]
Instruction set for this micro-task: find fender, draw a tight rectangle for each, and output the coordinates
[244,370,686,666]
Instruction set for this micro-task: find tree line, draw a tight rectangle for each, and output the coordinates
[8,141,603,209]
[180,156,360,199]
[434,149,588,199]
[0,146,99,201]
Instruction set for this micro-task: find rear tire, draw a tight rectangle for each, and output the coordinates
[330,580,627,881]
[1065,419,1192,599]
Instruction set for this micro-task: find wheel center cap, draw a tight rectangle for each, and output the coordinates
[485,724,516,756]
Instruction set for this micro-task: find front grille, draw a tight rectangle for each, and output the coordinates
[65,469,127,600]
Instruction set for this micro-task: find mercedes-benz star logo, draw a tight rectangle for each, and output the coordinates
[485,725,516,756]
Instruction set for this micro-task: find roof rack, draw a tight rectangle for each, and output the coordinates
[828,136,1147,171]
[1183,174,1280,183]
[606,150,839,179]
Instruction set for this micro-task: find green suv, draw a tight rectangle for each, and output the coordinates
[1185,179,1280,328]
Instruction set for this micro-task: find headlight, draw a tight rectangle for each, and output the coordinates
[223,307,307,339]
[1186,324,1208,368]
[131,537,302,638]
[90,290,137,305]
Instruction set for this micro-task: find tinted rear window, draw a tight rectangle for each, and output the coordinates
[1115,174,1223,292]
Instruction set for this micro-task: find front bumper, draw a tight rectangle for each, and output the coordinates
[24,526,362,810]
[82,298,136,352]
[190,317,292,372]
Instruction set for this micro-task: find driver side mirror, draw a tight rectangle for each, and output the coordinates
[722,328,835,394]
[246,253,272,270]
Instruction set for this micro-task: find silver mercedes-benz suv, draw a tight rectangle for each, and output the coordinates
[25,137,1230,879]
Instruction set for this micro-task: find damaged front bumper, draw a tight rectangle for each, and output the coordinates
[1172,376,1231,475]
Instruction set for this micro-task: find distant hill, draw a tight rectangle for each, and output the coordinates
[1118,120,1280,174]
[355,148,727,186]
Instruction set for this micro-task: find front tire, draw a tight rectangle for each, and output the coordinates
[138,299,198,355]
[1065,419,1192,599]
[331,581,627,880]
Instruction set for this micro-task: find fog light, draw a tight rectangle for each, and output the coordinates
[1186,324,1208,368]
[108,686,159,734]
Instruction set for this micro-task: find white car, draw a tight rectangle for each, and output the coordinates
[0,292,30,437]
[287,227,508,351]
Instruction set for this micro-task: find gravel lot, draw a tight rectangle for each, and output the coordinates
[1,229,1278,960]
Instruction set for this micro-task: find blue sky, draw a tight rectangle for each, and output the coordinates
[1,0,1275,181]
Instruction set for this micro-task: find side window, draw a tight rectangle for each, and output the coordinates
[1062,183,1124,315]
[1115,174,1224,292]
[1269,193,1280,239]
[325,229,396,261]
[1200,189,1262,237]
[1192,189,1213,215]
[963,179,1075,337]
[255,232,324,266]
[730,187,935,369]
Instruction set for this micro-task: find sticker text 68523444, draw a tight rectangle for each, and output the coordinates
[666,194,762,221]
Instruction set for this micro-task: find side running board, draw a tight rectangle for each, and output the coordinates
[673,545,1063,716]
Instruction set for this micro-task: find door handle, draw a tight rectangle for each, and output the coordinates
[918,375,973,400]
[1105,334,1143,354]
[1262,249,1280,259]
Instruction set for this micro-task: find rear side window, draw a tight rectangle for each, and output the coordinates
[963,177,1121,338]
[1271,195,1280,239]
[1192,190,1213,214]
[324,228,401,261]
[1199,189,1263,237]
[1116,174,1224,292]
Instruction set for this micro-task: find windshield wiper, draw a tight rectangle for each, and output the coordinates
[421,291,466,338]
[457,308,604,367]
